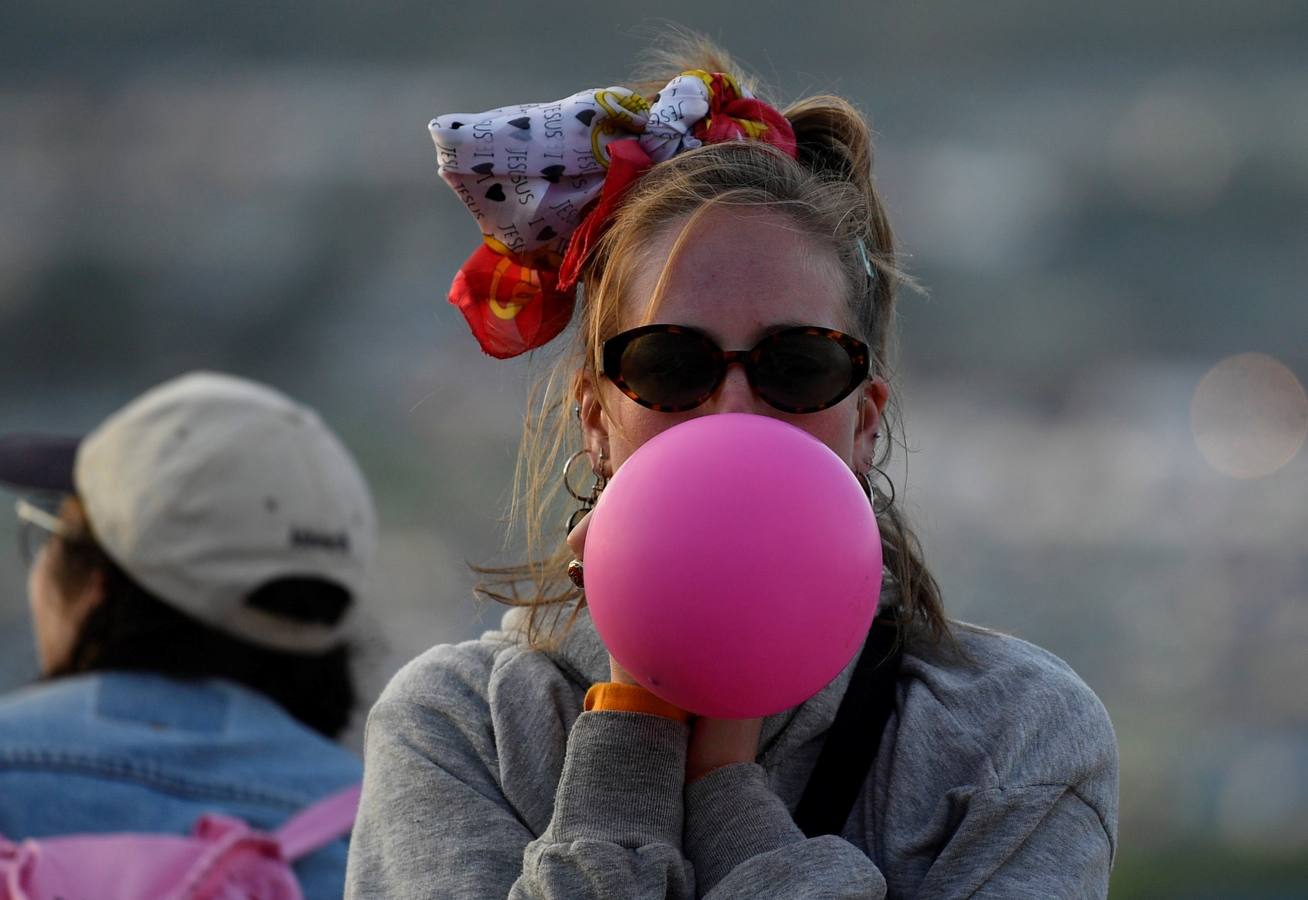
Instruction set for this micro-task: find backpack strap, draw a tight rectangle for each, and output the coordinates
[274,783,363,862]
[793,612,902,838]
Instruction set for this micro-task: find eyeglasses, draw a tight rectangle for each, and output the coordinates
[15,497,72,566]
[601,324,870,414]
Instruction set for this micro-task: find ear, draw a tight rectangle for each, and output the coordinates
[576,371,612,476]
[853,377,890,471]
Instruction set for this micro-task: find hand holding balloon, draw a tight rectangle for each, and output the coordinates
[583,413,882,719]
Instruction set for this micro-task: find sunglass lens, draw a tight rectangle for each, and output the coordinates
[754,332,858,412]
[619,330,719,410]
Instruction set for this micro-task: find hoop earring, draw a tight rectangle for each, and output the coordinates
[870,461,895,516]
[855,470,873,500]
[563,448,608,532]
[858,462,895,516]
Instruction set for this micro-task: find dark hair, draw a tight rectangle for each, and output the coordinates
[50,531,357,740]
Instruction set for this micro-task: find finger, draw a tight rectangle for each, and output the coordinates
[566,510,592,559]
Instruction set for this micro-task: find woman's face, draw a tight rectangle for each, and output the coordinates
[580,206,887,474]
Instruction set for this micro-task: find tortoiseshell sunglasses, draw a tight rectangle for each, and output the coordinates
[601,323,870,414]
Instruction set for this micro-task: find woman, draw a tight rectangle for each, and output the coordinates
[0,372,375,899]
[348,39,1117,898]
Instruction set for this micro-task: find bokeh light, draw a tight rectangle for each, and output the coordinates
[1109,79,1237,215]
[1191,353,1308,479]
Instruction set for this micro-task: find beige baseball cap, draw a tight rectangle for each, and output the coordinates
[52,372,377,654]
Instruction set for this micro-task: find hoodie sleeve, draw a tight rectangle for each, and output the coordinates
[685,768,1109,899]
[344,643,694,899]
[685,762,888,898]
[515,710,693,898]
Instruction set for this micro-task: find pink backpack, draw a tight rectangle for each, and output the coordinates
[0,784,360,900]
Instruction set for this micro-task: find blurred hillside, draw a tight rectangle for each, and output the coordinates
[1,3,1306,896]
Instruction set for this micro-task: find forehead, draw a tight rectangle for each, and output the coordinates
[620,206,848,342]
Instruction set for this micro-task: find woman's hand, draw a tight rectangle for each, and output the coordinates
[568,510,765,778]
[687,717,764,783]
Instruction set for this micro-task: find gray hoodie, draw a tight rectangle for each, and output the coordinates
[346,607,1117,898]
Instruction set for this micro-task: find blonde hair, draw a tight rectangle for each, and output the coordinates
[475,36,950,649]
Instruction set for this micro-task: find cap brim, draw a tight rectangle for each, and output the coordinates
[0,434,81,494]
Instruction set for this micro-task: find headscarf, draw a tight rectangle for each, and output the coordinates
[429,70,797,358]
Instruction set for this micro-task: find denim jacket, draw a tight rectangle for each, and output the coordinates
[0,670,361,899]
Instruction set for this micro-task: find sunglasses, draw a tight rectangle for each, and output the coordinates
[601,324,870,414]
[14,497,72,567]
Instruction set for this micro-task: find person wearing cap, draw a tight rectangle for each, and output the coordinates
[0,372,377,899]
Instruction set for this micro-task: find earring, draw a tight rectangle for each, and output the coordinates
[857,459,895,516]
[567,558,586,589]
[563,448,608,533]
[855,469,873,500]
[564,448,606,591]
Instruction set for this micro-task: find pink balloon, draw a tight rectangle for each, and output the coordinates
[584,413,882,719]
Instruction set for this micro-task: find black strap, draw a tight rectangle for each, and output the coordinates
[793,613,902,838]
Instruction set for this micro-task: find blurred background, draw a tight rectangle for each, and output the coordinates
[1,1,1305,895]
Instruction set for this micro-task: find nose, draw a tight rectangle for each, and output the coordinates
[706,361,766,415]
